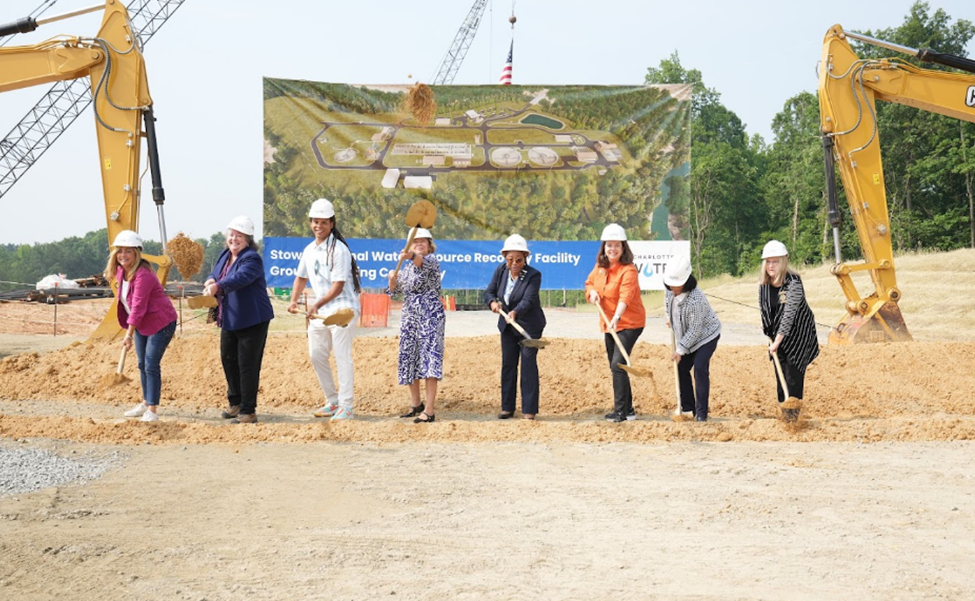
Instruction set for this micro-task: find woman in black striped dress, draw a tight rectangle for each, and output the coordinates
[759,240,820,404]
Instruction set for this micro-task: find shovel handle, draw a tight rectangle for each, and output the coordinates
[498,308,533,340]
[116,346,126,374]
[392,225,420,277]
[670,329,681,413]
[769,343,791,398]
[596,303,633,365]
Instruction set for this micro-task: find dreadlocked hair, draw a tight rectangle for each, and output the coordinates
[328,223,362,294]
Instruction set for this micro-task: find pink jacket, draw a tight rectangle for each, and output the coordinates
[115,265,177,335]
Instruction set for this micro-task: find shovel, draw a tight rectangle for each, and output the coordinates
[100,345,131,387]
[310,307,355,327]
[770,343,801,422]
[595,303,652,378]
[391,199,437,277]
[498,308,549,349]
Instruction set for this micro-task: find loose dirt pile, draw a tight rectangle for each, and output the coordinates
[2,330,973,445]
[166,232,204,279]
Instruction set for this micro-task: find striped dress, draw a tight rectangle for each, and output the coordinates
[760,273,820,374]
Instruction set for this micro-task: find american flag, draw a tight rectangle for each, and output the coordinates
[499,41,513,85]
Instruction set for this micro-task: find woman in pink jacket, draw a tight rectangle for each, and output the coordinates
[104,230,178,422]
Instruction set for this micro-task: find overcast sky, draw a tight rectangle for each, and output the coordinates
[0,0,972,245]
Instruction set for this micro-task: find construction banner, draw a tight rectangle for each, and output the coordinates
[263,78,692,290]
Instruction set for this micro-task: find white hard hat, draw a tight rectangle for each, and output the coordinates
[600,223,627,241]
[412,228,433,240]
[227,215,255,236]
[762,240,789,259]
[309,198,335,219]
[500,234,530,255]
[663,255,693,287]
[112,230,143,248]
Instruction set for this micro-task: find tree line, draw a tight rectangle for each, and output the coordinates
[656,2,975,277]
[0,230,227,292]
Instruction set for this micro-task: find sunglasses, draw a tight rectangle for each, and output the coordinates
[506,257,525,265]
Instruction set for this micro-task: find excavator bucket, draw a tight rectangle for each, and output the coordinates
[828,301,913,345]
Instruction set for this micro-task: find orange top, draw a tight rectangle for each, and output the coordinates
[584,262,646,332]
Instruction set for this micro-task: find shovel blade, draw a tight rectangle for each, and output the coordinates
[620,364,653,378]
[405,200,436,228]
[187,295,217,309]
[323,308,355,327]
[780,397,801,423]
[519,338,549,349]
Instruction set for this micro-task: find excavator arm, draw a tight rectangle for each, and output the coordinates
[0,1,171,340]
[818,24,975,344]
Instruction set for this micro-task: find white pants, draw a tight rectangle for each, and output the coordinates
[307,319,356,408]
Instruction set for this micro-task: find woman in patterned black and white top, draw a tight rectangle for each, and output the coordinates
[759,240,819,405]
[663,255,721,422]
[388,228,445,423]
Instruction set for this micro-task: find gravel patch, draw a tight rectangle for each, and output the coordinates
[0,441,124,496]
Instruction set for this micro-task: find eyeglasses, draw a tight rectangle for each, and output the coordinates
[506,257,525,265]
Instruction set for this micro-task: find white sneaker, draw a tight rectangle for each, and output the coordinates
[674,410,694,418]
[330,407,354,421]
[124,403,147,417]
[313,402,339,418]
[140,410,159,422]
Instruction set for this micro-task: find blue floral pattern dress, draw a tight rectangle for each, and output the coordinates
[392,254,445,384]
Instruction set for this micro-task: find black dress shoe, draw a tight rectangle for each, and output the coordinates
[498,411,514,419]
[399,402,425,418]
[413,412,436,424]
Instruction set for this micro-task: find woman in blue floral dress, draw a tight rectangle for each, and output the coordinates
[388,228,445,423]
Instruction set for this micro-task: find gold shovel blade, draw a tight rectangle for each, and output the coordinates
[322,308,355,327]
[519,338,550,349]
[405,199,436,228]
[187,295,217,309]
[620,364,653,378]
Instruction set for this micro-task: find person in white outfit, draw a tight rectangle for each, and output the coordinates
[288,198,362,420]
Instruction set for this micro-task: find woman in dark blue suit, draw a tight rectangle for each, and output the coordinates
[203,216,274,424]
[483,234,546,420]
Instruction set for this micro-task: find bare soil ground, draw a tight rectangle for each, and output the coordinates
[2,291,974,600]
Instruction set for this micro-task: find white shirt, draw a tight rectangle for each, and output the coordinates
[296,235,360,314]
[120,278,131,315]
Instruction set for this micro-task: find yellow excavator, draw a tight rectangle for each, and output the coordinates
[818,24,975,344]
[0,0,173,340]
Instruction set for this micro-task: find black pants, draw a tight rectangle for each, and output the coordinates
[772,352,805,402]
[500,326,541,414]
[220,320,270,415]
[677,335,719,419]
[605,327,643,415]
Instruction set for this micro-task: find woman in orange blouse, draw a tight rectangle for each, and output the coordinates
[584,223,647,422]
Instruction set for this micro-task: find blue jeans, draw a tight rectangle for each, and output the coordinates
[134,320,176,406]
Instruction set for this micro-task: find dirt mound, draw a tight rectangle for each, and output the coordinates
[2,332,973,444]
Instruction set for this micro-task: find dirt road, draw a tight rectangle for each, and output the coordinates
[2,440,972,600]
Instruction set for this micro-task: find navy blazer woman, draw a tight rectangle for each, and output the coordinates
[483,263,546,417]
[208,246,274,331]
[207,243,274,419]
[484,263,546,337]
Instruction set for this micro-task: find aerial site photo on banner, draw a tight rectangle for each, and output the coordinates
[262,79,692,290]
